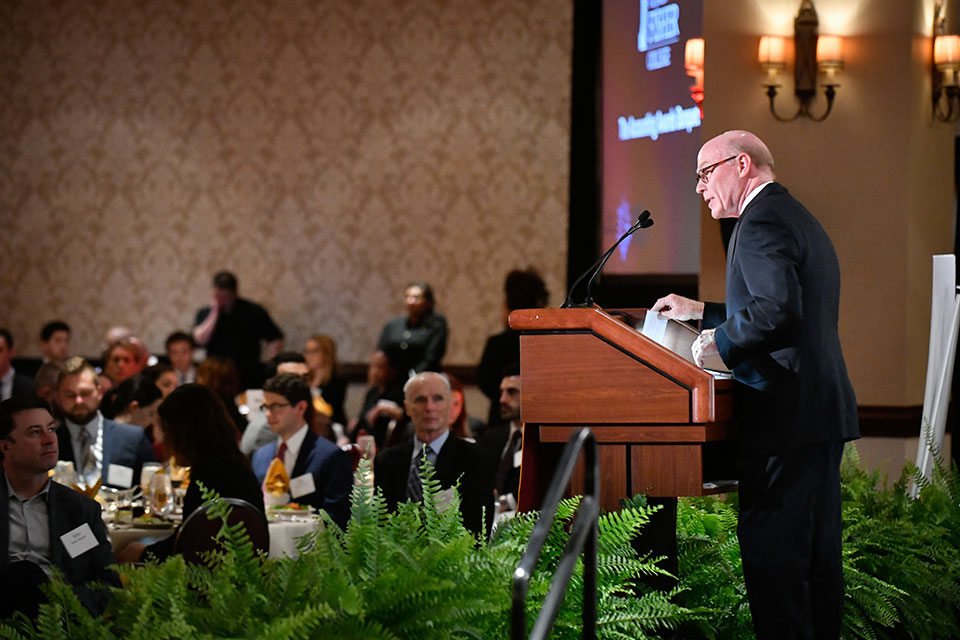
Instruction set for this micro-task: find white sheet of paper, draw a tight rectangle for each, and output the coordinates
[289,473,316,499]
[107,464,134,488]
[60,523,98,559]
[641,310,669,346]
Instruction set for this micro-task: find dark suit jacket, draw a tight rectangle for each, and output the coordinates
[1,480,121,615]
[703,183,859,458]
[476,329,521,425]
[479,422,521,499]
[374,434,494,538]
[10,370,36,399]
[251,430,353,529]
[56,416,159,489]
[144,452,264,562]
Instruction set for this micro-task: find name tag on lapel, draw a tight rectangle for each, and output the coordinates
[60,523,98,559]
[107,464,134,488]
[289,473,316,499]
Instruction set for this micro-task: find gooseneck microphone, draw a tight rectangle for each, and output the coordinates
[561,210,654,308]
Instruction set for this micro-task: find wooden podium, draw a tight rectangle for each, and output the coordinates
[510,307,737,513]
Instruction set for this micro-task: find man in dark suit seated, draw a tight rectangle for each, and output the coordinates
[479,363,523,512]
[251,373,353,529]
[0,329,36,401]
[53,358,157,490]
[0,396,121,618]
[652,130,859,640]
[374,372,495,538]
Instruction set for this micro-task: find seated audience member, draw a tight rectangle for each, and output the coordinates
[101,374,166,462]
[34,361,63,405]
[447,373,484,441]
[196,357,246,437]
[192,270,285,390]
[0,329,35,401]
[348,348,406,450]
[142,363,178,398]
[53,357,157,490]
[250,374,352,529]
[377,282,448,376]
[374,372,494,538]
[479,364,523,509]
[164,331,197,386]
[304,334,348,428]
[116,384,264,563]
[0,396,121,618]
[477,268,547,425]
[101,339,144,388]
[40,320,71,364]
[239,352,312,457]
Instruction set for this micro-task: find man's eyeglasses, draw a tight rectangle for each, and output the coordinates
[696,155,737,184]
[260,402,291,413]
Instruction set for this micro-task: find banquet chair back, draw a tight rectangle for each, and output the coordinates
[173,498,269,565]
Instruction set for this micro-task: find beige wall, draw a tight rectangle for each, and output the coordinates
[701,0,956,407]
[0,0,572,366]
[2,0,956,424]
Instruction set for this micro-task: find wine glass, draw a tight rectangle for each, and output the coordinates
[148,472,173,518]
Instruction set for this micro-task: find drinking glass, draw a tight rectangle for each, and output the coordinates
[148,472,173,517]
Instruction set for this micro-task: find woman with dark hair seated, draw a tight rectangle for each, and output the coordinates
[115,384,264,563]
[101,373,166,461]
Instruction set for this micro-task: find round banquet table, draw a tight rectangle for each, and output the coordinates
[106,517,322,560]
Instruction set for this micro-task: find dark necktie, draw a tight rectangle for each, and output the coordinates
[79,427,95,479]
[495,429,522,495]
[276,441,288,462]
[406,443,437,502]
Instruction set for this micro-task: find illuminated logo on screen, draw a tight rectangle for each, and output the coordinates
[637,0,680,71]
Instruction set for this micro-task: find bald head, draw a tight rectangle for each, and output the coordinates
[696,130,777,219]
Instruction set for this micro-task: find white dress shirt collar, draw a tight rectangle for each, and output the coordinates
[278,423,309,474]
[740,181,774,215]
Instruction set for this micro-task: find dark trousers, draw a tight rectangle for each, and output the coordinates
[0,560,49,620]
[737,441,845,640]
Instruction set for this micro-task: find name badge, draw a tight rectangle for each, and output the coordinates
[513,449,523,468]
[107,464,134,488]
[289,473,316,499]
[60,523,98,559]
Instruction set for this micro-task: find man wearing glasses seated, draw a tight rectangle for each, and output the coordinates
[251,374,353,529]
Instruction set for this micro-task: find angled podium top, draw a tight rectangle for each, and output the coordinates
[509,307,733,426]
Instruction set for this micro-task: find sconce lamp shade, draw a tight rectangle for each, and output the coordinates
[758,36,787,67]
[684,38,704,71]
[816,35,844,67]
[935,35,960,68]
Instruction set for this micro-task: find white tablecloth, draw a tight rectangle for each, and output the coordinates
[107,518,322,560]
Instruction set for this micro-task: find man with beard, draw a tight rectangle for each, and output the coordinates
[54,358,156,490]
[479,363,523,508]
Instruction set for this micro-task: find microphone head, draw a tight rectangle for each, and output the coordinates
[635,209,651,224]
[639,217,654,229]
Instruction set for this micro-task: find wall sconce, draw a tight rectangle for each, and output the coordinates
[684,38,704,117]
[760,1,843,122]
[933,0,960,122]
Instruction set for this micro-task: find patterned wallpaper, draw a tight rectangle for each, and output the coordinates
[0,0,572,366]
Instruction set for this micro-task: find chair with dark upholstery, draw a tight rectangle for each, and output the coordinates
[172,498,269,565]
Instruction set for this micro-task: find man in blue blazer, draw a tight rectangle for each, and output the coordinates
[53,358,156,490]
[1,396,120,618]
[653,130,859,640]
[251,373,352,529]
